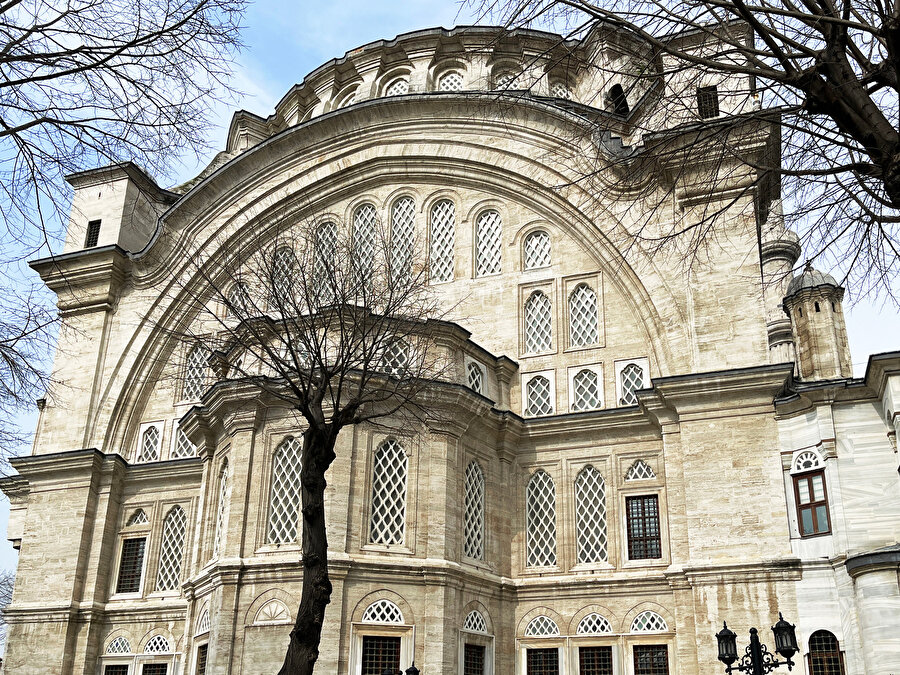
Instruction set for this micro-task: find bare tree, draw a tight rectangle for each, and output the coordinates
[470,0,900,298]
[0,568,14,652]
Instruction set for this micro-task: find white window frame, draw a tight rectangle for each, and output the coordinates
[349,623,415,675]
[614,358,650,407]
[136,421,165,463]
[518,281,557,358]
[459,627,495,675]
[567,364,604,412]
[516,639,566,675]
[522,370,556,418]
[563,273,603,351]
[110,533,149,600]
[464,356,488,398]
[363,436,416,554]
[170,419,195,459]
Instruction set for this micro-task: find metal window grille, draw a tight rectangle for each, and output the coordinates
[579,646,613,675]
[144,635,170,653]
[463,461,485,560]
[381,339,410,377]
[213,463,229,558]
[526,471,557,566]
[524,292,552,353]
[104,666,129,675]
[115,537,146,594]
[429,199,455,282]
[575,465,608,563]
[577,613,612,635]
[572,369,600,412]
[196,644,209,675]
[808,630,845,675]
[155,506,186,591]
[526,648,559,675]
[354,203,378,282]
[315,220,338,304]
[106,637,132,654]
[362,599,404,624]
[390,197,415,278]
[196,608,210,635]
[523,230,551,269]
[697,85,720,119]
[526,376,553,417]
[369,439,408,545]
[385,78,410,96]
[139,426,160,462]
[525,616,560,636]
[226,282,250,316]
[85,220,102,247]
[569,284,598,346]
[550,82,570,99]
[619,362,644,406]
[475,210,502,276]
[626,495,662,560]
[256,599,290,624]
[463,610,488,633]
[467,362,484,394]
[634,645,669,675]
[495,71,520,89]
[126,509,148,526]
[267,437,303,543]
[269,247,296,305]
[632,611,668,632]
[171,426,195,459]
[361,636,401,675]
[438,71,463,91]
[183,345,207,401]
[142,665,168,675]
[793,450,823,472]
[465,643,486,675]
[625,460,655,481]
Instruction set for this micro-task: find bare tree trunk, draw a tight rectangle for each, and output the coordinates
[278,423,337,675]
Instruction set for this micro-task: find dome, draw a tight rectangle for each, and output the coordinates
[785,263,841,297]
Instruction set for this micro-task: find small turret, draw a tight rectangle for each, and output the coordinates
[760,200,801,365]
[782,263,852,380]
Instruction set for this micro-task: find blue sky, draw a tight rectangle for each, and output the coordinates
[0,0,897,574]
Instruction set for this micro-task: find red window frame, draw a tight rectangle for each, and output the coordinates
[793,470,831,536]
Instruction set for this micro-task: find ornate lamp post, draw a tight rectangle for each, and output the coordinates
[716,613,799,675]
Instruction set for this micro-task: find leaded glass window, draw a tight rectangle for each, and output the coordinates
[464,461,485,560]
[138,425,160,462]
[808,630,845,675]
[126,509,148,526]
[524,291,552,353]
[523,230,551,269]
[526,471,557,567]
[369,439,408,545]
[171,425,195,459]
[429,199,455,282]
[155,506,186,591]
[575,465,607,563]
[354,203,378,281]
[212,462,229,558]
[571,369,600,411]
[438,71,463,91]
[467,362,484,394]
[495,71,520,89]
[385,77,410,96]
[463,610,488,633]
[362,599,404,623]
[268,436,303,544]
[475,210,502,276]
[524,615,560,636]
[183,345,207,401]
[631,611,668,632]
[144,635,170,653]
[634,645,669,675]
[526,375,553,416]
[106,637,131,654]
[391,197,415,278]
[569,284,598,346]
[619,362,645,406]
[577,613,612,634]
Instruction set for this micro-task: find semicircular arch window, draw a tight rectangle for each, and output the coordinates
[144,635,171,653]
[267,436,303,544]
[384,77,410,96]
[569,283,598,347]
[524,291,552,353]
[524,615,559,636]
[353,203,378,283]
[138,426,160,463]
[390,196,415,278]
[463,461,485,560]
[438,71,464,91]
[523,230,551,270]
[631,610,668,633]
[106,636,132,654]
[577,613,612,634]
[571,369,600,412]
[475,210,502,277]
[362,598,404,624]
[525,375,553,417]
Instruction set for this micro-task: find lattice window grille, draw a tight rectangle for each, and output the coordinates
[106,636,132,654]
[524,291,552,353]
[390,197,415,278]
[475,210,502,276]
[625,460,655,481]
[524,615,560,636]
[429,199,455,282]
[467,362,484,394]
[270,247,296,304]
[381,340,410,377]
[619,363,644,406]
[353,204,378,280]
[369,439,409,545]
[144,635,171,653]
[575,465,608,563]
[362,599,404,624]
[338,90,358,108]
[495,71,520,89]
[631,611,668,633]
[155,506,186,591]
[550,81,571,99]
[172,425,195,459]
[315,221,338,303]
[463,610,488,634]
[464,461,485,560]
[183,345,207,401]
[126,509,148,526]
[438,71,464,91]
[526,376,553,417]
[793,450,823,473]
[385,78,410,96]
[569,284,599,346]
[572,369,600,412]
[523,231,551,269]
[268,437,303,544]
[577,613,612,634]
[139,426,160,462]
[526,470,557,566]
[256,599,291,624]
[196,608,210,635]
[213,463,229,558]
[227,282,250,316]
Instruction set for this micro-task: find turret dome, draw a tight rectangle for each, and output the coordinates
[785,263,841,298]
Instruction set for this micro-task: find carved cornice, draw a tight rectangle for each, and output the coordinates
[29,246,130,316]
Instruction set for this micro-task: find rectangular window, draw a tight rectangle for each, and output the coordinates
[142,665,168,675]
[104,666,129,675]
[526,648,559,675]
[361,636,401,675]
[196,644,208,675]
[115,537,146,594]
[794,471,830,536]
[697,86,720,119]
[626,495,662,560]
[634,645,669,675]
[464,643,486,675]
[579,646,613,675]
[85,219,102,248]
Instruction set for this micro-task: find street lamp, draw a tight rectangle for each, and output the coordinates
[716,613,799,674]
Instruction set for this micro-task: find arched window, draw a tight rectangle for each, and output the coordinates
[155,505,186,591]
[138,425,160,462]
[523,230,551,269]
[183,345,207,401]
[380,339,410,377]
[495,70,521,89]
[524,291,552,353]
[390,196,415,278]
[337,89,358,108]
[569,283,598,346]
[575,465,607,563]
[577,613,612,634]
[464,461,485,560]
[438,71,464,91]
[353,203,378,281]
[212,461,229,558]
[126,509,148,526]
[808,630,845,674]
[362,599,404,624]
[106,636,131,654]
[196,607,210,635]
[625,460,656,481]
[466,362,484,394]
[792,450,824,473]
[369,439,409,545]
[429,199,455,282]
[268,437,303,544]
[475,210,502,276]
[619,362,645,406]
[631,611,668,633]
[226,281,250,317]
[463,610,488,633]
[171,425,195,459]
[608,83,629,115]
[525,375,553,416]
[384,77,410,96]
[269,246,296,305]
[144,635,170,653]
[526,470,557,567]
[524,615,559,636]
[550,81,570,99]
[315,221,338,304]
[571,369,601,411]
